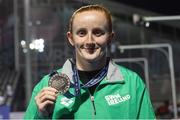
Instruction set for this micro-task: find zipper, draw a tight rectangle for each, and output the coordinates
[85,88,96,119]
[88,77,107,119]
[90,95,96,119]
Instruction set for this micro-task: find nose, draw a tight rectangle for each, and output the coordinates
[86,32,94,43]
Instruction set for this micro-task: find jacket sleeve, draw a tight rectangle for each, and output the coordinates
[24,76,49,119]
[137,76,156,119]
[24,86,40,119]
[138,88,156,119]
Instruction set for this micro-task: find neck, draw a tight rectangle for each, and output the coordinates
[76,57,107,71]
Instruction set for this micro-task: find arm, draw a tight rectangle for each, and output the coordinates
[24,85,43,119]
[137,76,156,119]
[138,87,155,119]
[24,78,58,119]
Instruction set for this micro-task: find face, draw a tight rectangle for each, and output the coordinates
[67,10,113,63]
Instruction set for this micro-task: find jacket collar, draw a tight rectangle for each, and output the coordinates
[107,60,124,82]
[61,58,124,83]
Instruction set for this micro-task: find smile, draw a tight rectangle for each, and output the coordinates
[83,47,98,50]
[84,48,98,54]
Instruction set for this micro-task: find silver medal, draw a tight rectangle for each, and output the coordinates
[49,73,70,94]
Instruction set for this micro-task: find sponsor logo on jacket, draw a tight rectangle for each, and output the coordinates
[105,93,130,105]
[60,97,73,107]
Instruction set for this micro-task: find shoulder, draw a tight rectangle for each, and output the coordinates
[113,62,140,79]
[114,63,145,87]
[118,65,140,79]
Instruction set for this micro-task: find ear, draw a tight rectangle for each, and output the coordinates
[107,32,114,44]
[67,31,74,46]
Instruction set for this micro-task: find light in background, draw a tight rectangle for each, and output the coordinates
[20,38,45,53]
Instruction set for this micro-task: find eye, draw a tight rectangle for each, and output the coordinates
[93,29,105,37]
[77,29,87,37]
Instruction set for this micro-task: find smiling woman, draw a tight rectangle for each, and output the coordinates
[24,4,155,119]
[67,9,113,71]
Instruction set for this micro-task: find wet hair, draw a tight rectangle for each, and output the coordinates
[68,4,112,33]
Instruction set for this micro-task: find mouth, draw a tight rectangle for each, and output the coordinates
[80,43,99,54]
[84,47,98,54]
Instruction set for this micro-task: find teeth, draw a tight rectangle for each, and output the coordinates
[84,47,98,49]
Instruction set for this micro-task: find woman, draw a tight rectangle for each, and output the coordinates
[24,4,155,119]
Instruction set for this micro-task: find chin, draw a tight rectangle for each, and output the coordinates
[77,50,106,62]
[83,54,105,63]
[83,57,97,62]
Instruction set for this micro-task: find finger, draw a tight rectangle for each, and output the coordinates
[39,90,57,100]
[35,87,58,110]
[35,94,43,105]
[38,100,54,113]
[39,94,57,103]
[38,87,58,99]
[35,94,56,113]
[35,91,56,106]
[41,87,58,93]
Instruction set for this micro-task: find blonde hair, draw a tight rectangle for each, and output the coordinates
[68,4,112,32]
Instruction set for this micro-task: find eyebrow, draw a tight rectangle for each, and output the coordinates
[75,26,108,31]
[75,28,87,32]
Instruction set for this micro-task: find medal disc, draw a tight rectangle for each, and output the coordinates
[49,73,70,94]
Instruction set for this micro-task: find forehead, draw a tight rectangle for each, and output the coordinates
[72,10,108,26]
[75,9,106,15]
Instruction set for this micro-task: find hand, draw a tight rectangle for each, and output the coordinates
[35,87,58,115]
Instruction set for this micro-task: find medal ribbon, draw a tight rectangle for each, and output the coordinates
[72,63,108,96]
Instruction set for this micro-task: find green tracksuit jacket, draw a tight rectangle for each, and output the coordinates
[24,59,155,119]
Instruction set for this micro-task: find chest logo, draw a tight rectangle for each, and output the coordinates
[105,93,130,105]
[60,97,73,107]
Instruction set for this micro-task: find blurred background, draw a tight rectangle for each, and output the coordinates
[0,0,180,119]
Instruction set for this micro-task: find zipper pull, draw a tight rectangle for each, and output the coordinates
[90,96,96,115]
[90,96,94,101]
